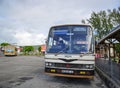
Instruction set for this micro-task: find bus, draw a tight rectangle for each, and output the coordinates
[4,45,17,56]
[45,24,95,78]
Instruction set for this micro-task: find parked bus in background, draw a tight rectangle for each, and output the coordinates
[45,24,95,78]
[4,45,17,56]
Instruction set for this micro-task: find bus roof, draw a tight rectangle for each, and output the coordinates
[50,24,92,28]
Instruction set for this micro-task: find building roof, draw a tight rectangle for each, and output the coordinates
[98,25,120,44]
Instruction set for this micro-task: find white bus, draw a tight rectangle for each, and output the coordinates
[45,24,95,78]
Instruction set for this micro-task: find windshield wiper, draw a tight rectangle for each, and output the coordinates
[55,46,68,56]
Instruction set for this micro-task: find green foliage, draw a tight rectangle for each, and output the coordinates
[23,46,34,52]
[115,43,120,58]
[108,7,120,26]
[0,42,10,46]
[87,11,113,39]
[38,46,41,52]
[81,19,86,24]
[83,7,120,40]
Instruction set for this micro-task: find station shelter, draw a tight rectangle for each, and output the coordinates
[95,25,120,86]
[96,25,120,62]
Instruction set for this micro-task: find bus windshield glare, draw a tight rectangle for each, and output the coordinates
[46,25,93,54]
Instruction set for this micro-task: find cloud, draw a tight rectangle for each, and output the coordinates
[14,30,46,46]
[0,0,119,45]
[0,29,16,43]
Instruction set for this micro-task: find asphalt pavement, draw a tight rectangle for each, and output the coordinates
[0,56,107,88]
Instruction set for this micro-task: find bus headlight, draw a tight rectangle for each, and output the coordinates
[45,62,54,67]
[85,64,94,69]
[45,62,49,66]
[49,63,52,66]
[89,64,94,69]
[85,65,90,69]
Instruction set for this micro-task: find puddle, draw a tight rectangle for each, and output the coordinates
[8,76,33,87]
[19,77,33,81]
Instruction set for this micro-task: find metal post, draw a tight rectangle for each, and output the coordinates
[109,44,113,78]
[108,44,110,61]
[113,44,116,61]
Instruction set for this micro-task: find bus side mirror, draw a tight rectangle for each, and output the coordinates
[45,40,48,44]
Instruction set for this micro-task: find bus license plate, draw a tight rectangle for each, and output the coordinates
[61,70,74,74]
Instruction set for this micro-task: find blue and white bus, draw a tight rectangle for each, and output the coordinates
[45,24,95,78]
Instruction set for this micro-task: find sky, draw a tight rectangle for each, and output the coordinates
[0,0,119,46]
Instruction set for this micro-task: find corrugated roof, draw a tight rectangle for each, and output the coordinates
[98,25,120,44]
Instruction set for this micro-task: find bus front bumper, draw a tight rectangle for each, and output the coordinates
[45,68,94,78]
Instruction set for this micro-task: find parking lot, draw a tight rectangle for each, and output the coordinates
[0,56,107,88]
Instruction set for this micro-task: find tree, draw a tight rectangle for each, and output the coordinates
[87,12,103,39]
[1,42,10,46]
[108,7,120,26]
[23,46,34,55]
[38,46,41,52]
[87,11,113,39]
[81,19,86,24]
[115,43,120,58]
[83,7,120,40]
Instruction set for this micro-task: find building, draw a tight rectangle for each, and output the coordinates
[41,44,46,53]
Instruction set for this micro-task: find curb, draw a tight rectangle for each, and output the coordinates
[96,66,120,88]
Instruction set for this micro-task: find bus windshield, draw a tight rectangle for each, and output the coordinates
[46,25,93,54]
